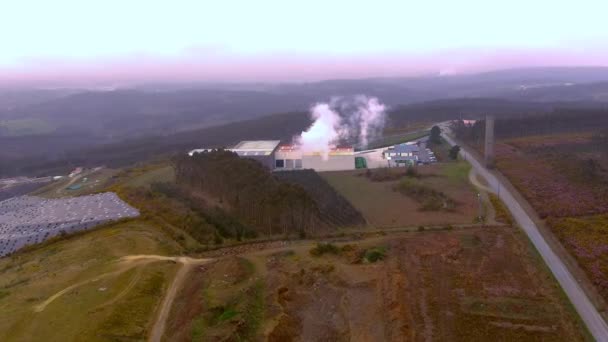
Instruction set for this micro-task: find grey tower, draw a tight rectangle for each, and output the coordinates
[484,115,495,168]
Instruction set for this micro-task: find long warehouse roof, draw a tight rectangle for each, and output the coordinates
[231,140,281,152]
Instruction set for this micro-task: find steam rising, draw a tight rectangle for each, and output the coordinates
[296,96,387,159]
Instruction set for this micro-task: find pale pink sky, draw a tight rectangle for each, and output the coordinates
[2,0,607,86]
[3,48,608,87]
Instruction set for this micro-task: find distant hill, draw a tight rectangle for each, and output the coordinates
[3,66,608,177]
[4,97,607,178]
[0,111,312,177]
[3,66,608,139]
[0,89,316,139]
[504,81,608,102]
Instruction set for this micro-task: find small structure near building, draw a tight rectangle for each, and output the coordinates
[383,144,421,166]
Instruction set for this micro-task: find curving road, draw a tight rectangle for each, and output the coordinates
[440,123,608,341]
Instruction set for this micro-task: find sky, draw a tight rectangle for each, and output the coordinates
[1,0,608,85]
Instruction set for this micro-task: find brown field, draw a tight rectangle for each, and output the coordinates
[165,228,588,341]
[492,133,608,218]
[548,215,608,303]
[320,162,479,228]
[484,132,608,306]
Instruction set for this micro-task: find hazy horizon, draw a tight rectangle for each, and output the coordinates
[2,0,608,86]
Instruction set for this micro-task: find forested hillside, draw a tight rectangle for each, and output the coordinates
[173,151,362,236]
[274,170,366,227]
[451,108,608,141]
[3,98,607,178]
[0,111,311,177]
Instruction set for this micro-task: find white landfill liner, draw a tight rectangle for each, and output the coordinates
[0,192,139,257]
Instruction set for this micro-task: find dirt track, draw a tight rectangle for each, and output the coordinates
[139,255,211,342]
[33,253,212,342]
[34,262,138,313]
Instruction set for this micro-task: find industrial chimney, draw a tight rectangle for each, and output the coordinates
[484,115,495,168]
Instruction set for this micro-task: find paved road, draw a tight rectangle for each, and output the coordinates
[440,123,608,341]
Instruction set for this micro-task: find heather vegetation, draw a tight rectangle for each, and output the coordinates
[361,246,387,263]
[453,111,608,306]
[309,242,341,257]
[494,139,608,218]
[489,194,513,225]
[548,215,608,300]
[452,113,608,218]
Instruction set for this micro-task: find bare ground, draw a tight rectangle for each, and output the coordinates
[260,231,584,341]
[167,229,587,341]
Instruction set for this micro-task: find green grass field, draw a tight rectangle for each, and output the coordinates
[123,165,175,188]
[321,163,479,228]
[441,160,471,184]
[0,220,181,341]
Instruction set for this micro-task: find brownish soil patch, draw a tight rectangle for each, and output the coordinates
[260,229,585,341]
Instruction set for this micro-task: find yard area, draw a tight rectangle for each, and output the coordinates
[320,161,479,228]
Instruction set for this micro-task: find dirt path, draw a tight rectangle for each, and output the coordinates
[33,252,212,342]
[137,255,211,342]
[468,168,494,194]
[34,264,135,312]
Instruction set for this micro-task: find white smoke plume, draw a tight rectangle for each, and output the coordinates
[295,95,387,159]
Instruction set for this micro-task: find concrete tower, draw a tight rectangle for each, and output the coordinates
[484,115,495,168]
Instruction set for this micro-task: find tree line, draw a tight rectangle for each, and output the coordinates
[451,109,608,142]
[172,151,324,237]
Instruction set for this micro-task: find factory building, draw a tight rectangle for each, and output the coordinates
[188,140,355,172]
[229,140,280,170]
[274,145,355,172]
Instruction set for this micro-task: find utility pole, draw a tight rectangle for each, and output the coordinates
[484,114,495,169]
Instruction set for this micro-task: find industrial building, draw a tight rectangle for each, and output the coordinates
[188,140,355,172]
[274,145,355,172]
[229,140,281,170]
